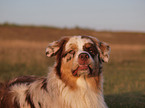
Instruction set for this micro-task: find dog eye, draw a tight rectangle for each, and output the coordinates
[88,47,95,55]
[69,50,75,54]
[88,48,93,52]
[89,48,93,52]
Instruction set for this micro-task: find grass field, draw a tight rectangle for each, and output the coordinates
[0,24,145,108]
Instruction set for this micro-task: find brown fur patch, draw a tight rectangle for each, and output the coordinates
[61,57,78,89]
[55,37,70,77]
[0,88,19,108]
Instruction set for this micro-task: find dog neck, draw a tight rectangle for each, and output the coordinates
[46,68,107,108]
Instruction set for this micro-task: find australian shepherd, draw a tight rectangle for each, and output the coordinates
[0,36,110,108]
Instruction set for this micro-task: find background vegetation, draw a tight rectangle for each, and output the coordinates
[0,24,145,108]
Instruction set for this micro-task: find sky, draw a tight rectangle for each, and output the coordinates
[0,0,145,32]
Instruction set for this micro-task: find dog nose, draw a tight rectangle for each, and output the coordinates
[78,53,89,65]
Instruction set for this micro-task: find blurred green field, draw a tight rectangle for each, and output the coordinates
[0,24,145,108]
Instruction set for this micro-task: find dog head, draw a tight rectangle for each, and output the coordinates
[46,36,110,88]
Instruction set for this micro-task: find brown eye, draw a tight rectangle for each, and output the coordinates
[88,47,95,55]
[63,50,75,57]
[89,48,93,52]
[69,50,75,55]
[90,50,93,53]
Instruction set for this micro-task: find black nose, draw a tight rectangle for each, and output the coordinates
[78,53,89,64]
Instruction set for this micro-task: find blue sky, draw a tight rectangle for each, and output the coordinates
[0,0,145,32]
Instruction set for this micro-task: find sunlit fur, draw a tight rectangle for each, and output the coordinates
[0,36,110,108]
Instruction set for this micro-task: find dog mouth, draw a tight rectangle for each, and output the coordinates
[72,64,93,76]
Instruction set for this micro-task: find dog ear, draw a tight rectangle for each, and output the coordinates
[98,42,111,62]
[46,37,69,57]
[91,37,111,63]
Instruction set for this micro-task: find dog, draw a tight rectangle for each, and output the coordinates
[0,36,110,108]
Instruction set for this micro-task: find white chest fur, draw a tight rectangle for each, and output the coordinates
[60,76,108,108]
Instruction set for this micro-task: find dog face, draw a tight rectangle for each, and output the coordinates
[46,36,110,88]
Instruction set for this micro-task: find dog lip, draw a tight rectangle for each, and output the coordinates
[72,65,92,76]
[78,65,89,70]
[72,67,79,76]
